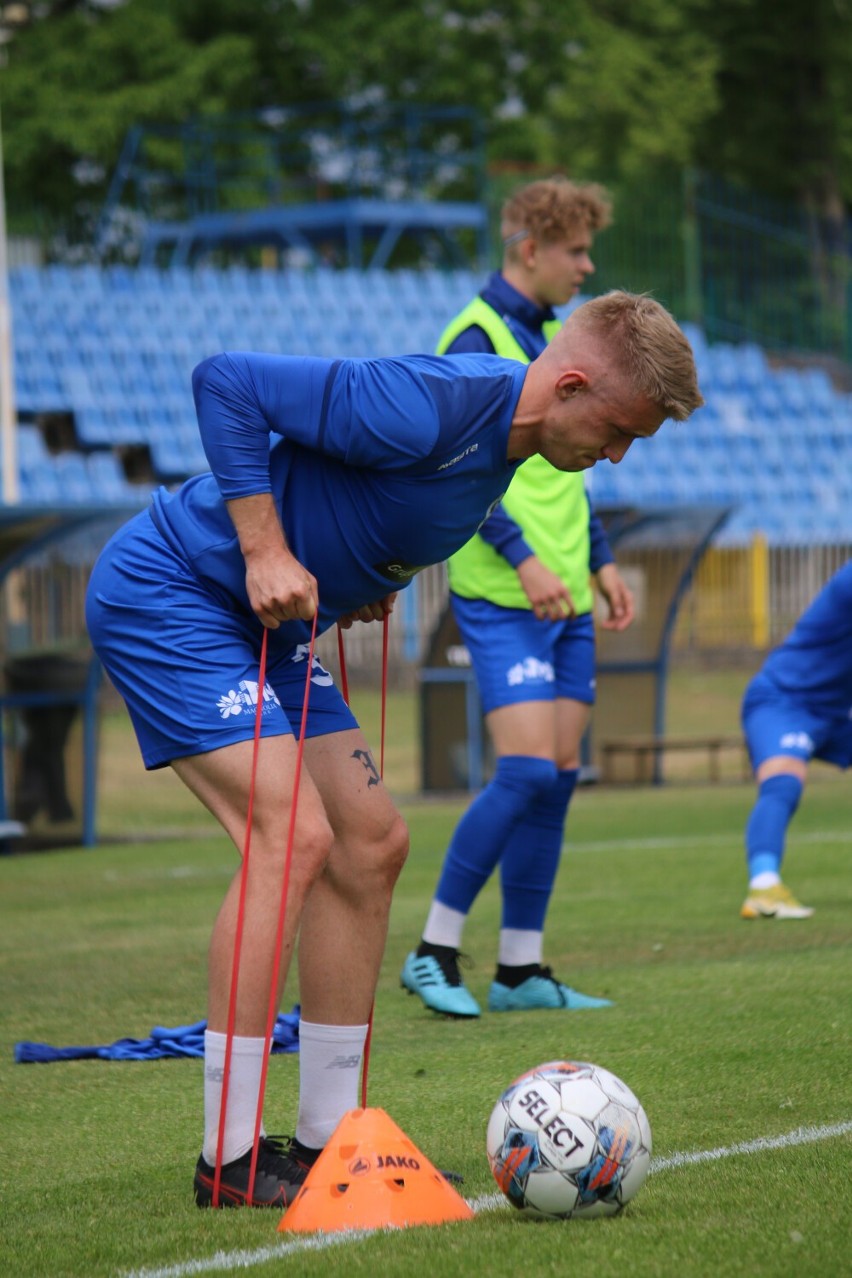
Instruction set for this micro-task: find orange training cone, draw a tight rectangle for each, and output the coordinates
[278,1107,475,1234]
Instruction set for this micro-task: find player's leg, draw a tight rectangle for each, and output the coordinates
[489,696,610,1011]
[740,676,812,919]
[294,727,408,1150]
[403,599,561,1016]
[495,696,584,974]
[173,735,336,1206]
[741,755,811,918]
[429,696,559,954]
[86,521,331,1205]
[491,696,571,976]
[173,738,332,1035]
[404,623,561,1018]
[489,613,609,1011]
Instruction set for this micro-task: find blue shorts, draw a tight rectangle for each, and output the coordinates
[450,594,596,716]
[86,511,357,769]
[741,672,852,771]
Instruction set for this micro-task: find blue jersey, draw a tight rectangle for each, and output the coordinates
[148,351,527,644]
[760,561,852,715]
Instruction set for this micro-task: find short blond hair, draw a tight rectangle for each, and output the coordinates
[568,290,704,421]
[501,177,613,248]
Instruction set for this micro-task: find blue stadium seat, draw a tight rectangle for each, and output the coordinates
[7,265,849,537]
[738,343,769,388]
[17,423,50,467]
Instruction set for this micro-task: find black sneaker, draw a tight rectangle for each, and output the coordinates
[194,1135,317,1208]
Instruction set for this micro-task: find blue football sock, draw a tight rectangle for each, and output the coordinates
[433,755,558,916]
[745,773,803,880]
[499,768,578,932]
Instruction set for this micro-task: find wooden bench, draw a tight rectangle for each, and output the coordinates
[600,734,749,785]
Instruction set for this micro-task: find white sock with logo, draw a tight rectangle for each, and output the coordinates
[202,1030,268,1166]
[296,1020,370,1149]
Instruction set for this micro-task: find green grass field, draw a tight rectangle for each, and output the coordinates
[1,675,850,1278]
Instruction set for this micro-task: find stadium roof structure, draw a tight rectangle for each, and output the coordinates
[96,102,490,271]
[0,503,134,573]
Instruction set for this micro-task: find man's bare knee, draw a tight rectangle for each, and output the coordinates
[250,809,334,883]
[323,812,409,898]
[380,812,410,886]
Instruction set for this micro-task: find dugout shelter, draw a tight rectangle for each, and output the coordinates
[0,505,139,850]
[419,504,731,792]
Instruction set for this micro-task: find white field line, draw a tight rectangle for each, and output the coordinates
[102,864,236,883]
[566,828,843,856]
[103,826,843,886]
[648,1118,852,1172]
[122,1120,852,1278]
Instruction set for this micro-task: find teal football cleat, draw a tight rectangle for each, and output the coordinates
[487,965,613,1012]
[400,948,481,1018]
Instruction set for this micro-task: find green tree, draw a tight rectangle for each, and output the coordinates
[692,0,852,215]
[690,0,852,321]
[0,0,260,223]
[1,0,849,250]
[1,0,721,229]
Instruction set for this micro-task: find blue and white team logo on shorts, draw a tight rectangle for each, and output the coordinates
[216,646,336,719]
[290,643,335,686]
[216,679,282,720]
[506,656,555,688]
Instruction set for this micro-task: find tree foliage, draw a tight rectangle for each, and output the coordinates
[690,0,852,221]
[0,0,850,233]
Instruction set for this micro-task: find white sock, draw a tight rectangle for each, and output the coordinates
[498,928,543,967]
[202,1030,268,1165]
[750,871,781,889]
[296,1021,369,1149]
[421,900,467,949]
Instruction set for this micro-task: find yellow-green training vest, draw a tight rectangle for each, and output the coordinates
[437,297,594,615]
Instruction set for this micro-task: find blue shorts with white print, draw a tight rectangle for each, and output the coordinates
[85,509,357,770]
[449,593,596,716]
[741,671,852,771]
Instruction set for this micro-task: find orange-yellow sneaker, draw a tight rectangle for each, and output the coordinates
[740,883,814,920]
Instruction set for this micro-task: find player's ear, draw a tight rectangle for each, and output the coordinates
[556,371,587,399]
[519,235,538,268]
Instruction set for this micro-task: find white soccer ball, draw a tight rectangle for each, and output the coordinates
[486,1060,652,1220]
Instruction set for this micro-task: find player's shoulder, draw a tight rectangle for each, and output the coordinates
[341,351,520,398]
[809,560,852,620]
[830,560,852,596]
[368,351,518,375]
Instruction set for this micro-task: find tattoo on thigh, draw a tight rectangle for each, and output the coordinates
[352,748,380,787]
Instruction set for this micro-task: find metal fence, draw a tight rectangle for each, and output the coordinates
[3,536,847,690]
[322,541,850,683]
[560,169,852,366]
[673,540,850,655]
